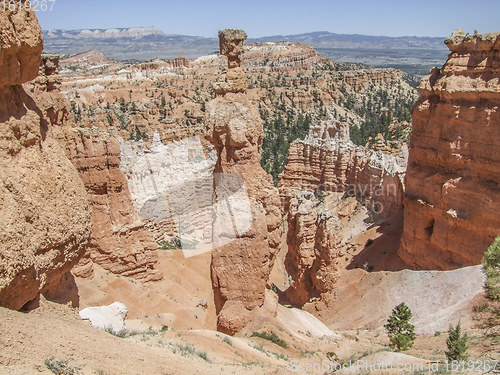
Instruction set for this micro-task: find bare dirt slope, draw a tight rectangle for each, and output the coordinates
[308,265,485,335]
[0,298,297,375]
[0,297,468,375]
[76,250,217,331]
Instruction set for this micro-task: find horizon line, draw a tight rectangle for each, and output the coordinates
[42,27,448,40]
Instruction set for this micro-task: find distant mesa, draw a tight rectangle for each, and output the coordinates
[46,26,165,39]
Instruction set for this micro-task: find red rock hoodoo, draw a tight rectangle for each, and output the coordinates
[284,191,343,306]
[399,29,500,269]
[205,29,282,335]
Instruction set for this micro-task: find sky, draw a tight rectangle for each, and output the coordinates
[36,0,500,38]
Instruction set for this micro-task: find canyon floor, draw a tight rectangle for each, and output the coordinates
[0,209,492,375]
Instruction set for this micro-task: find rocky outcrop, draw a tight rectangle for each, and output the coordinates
[340,69,404,94]
[168,56,189,68]
[79,302,129,335]
[279,120,407,218]
[399,30,500,269]
[28,50,162,282]
[0,6,43,87]
[285,192,343,306]
[213,29,248,96]
[243,42,324,70]
[36,54,62,92]
[59,128,162,281]
[0,7,92,310]
[205,29,282,335]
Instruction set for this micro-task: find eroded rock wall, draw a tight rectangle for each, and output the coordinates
[341,69,404,94]
[279,120,407,218]
[279,121,407,304]
[26,48,163,282]
[243,42,323,70]
[284,192,343,306]
[58,128,162,281]
[0,5,92,310]
[399,30,500,269]
[119,133,218,259]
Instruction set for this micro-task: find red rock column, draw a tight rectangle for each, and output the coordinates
[205,29,282,334]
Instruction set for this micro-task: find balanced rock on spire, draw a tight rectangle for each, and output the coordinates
[213,28,248,96]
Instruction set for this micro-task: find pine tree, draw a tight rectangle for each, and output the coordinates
[445,322,469,361]
[128,129,135,141]
[384,302,416,351]
[482,236,500,300]
[350,125,362,145]
[395,125,403,140]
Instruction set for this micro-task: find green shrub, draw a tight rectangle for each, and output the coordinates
[326,352,338,361]
[196,351,208,361]
[384,302,416,351]
[251,330,288,349]
[103,325,127,338]
[445,321,469,361]
[157,237,182,250]
[157,237,199,250]
[482,236,500,300]
[44,357,82,375]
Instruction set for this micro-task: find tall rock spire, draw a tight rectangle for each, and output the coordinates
[205,29,282,334]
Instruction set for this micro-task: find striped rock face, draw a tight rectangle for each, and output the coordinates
[399,29,500,270]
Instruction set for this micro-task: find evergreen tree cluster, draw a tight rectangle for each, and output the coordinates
[260,108,312,185]
[261,99,314,185]
[347,82,415,146]
[129,127,147,141]
[258,69,417,184]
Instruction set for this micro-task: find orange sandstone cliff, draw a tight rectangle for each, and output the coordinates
[399,29,500,269]
[59,127,163,281]
[0,6,92,310]
[15,18,163,284]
